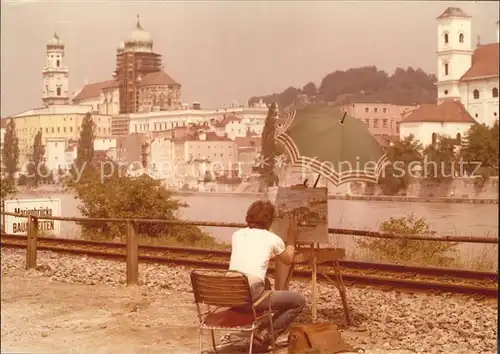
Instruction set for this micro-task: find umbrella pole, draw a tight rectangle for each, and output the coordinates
[313,174,321,188]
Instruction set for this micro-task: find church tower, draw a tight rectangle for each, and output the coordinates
[42,33,69,106]
[436,7,473,101]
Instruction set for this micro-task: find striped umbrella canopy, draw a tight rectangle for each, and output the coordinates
[275,104,389,186]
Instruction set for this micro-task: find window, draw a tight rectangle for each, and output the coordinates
[55,142,58,147]
[383,108,387,113]
[444,33,449,44]
[63,127,66,133]
[459,33,464,43]
[475,113,479,118]
[473,89,480,99]
[56,87,61,96]
[382,119,388,128]
[56,60,60,67]
[444,90,449,95]
[444,63,449,76]
[493,87,499,98]
[45,128,48,133]
[374,108,378,113]
[57,127,60,133]
[365,107,369,113]
[396,122,400,134]
[52,127,55,133]
[70,127,73,133]
[373,119,379,128]
[168,97,172,106]
[432,133,437,145]
[364,119,369,126]
[456,133,462,145]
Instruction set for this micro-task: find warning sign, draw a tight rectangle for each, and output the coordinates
[3,199,61,236]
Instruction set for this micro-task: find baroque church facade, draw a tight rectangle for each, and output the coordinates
[400,7,499,146]
[72,15,182,115]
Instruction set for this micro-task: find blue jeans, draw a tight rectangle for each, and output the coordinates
[250,281,305,339]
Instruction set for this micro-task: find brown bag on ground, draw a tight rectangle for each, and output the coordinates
[288,323,358,354]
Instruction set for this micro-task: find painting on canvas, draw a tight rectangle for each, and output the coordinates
[268,187,328,243]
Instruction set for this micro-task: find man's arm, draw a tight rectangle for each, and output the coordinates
[276,215,298,265]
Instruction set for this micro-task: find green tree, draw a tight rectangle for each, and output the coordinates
[69,113,96,184]
[248,66,437,108]
[460,122,499,180]
[378,135,423,195]
[423,135,458,182]
[258,102,279,190]
[1,119,19,183]
[28,130,45,187]
[356,213,458,267]
[74,171,219,247]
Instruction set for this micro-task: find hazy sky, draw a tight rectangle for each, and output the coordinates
[1,1,498,117]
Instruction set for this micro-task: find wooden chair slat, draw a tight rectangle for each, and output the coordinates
[196,283,249,295]
[196,277,247,288]
[195,274,246,283]
[196,295,252,305]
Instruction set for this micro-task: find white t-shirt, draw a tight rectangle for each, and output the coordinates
[228,227,286,282]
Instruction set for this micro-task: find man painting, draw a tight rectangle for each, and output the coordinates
[229,200,305,350]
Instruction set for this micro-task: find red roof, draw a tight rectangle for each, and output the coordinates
[213,115,241,128]
[139,71,180,86]
[460,43,499,81]
[436,7,470,20]
[234,136,261,148]
[401,100,475,124]
[73,80,118,101]
[0,118,8,129]
[178,131,231,142]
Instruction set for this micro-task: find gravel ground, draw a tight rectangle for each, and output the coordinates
[1,248,497,354]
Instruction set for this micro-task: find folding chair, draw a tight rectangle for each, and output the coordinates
[190,269,276,353]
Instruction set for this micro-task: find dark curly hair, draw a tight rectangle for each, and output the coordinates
[245,200,276,230]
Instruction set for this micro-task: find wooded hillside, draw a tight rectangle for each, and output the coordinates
[248,66,437,109]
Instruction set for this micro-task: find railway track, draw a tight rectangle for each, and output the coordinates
[1,234,497,298]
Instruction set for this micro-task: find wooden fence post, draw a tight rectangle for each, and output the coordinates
[26,215,39,270]
[126,220,138,286]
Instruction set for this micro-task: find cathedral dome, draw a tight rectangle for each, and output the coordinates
[47,33,64,47]
[125,15,153,46]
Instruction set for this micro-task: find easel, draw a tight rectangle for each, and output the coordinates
[272,178,352,325]
[292,243,352,325]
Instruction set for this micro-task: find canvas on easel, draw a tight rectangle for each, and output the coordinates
[268,186,329,291]
[268,186,328,244]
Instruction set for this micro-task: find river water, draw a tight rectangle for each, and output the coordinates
[7,191,499,268]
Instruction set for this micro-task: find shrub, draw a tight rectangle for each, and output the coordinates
[356,213,458,267]
[71,166,220,247]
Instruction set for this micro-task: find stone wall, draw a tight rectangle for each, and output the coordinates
[406,177,499,199]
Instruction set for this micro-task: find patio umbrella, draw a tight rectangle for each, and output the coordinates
[275,104,389,186]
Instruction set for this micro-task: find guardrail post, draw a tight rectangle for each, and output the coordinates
[26,215,39,270]
[126,220,138,286]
